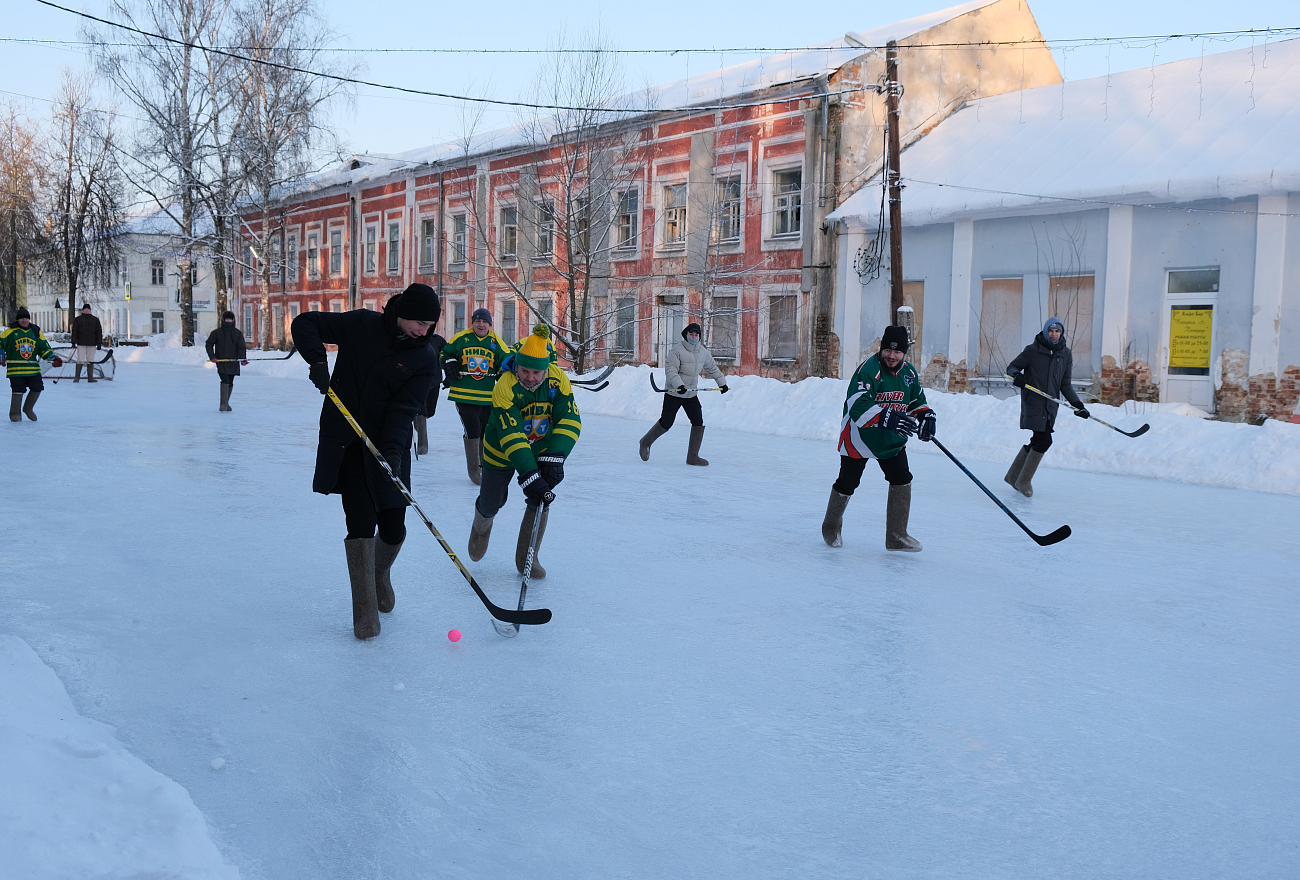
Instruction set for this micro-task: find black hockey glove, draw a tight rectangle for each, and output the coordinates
[676,385,687,394]
[440,355,461,383]
[536,453,565,488]
[517,470,555,506]
[880,408,918,437]
[1010,373,1026,389]
[917,411,937,442]
[1074,407,1091,419]
[383,450,403,480]
[719,385,730,394]
[308,360,330,394]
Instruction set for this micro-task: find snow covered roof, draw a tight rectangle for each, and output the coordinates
[120,204,216,238]
[830,38,1300,228]
[292,1,999,195]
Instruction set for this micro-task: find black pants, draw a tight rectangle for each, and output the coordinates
[218,373,236,387]
[658,395,703,429]
[1029,429,1054,453]
[832,450,912,495]
[9,376,43,393]
[336,441,407,544]
[456,402,492,440]
[475,466,550,517]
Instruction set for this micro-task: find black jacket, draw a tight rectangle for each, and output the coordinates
[292,297,441,511]
[205,322,247,376]
[71,313,103,346]
[1007,333,1086,432]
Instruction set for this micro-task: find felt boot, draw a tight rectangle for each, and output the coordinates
[468,507,494,561]
[1004,445,1030,489]
[374,539,402,613]
[686,425,709,466]
[86,365,97,383]
[219,384,232,412]
[22,391,40,421]
[515,505,549,578]
[9,393,22,422]
[74,364,82,382]
[463,436,481,485]
[638,422,668,461]
[1013,449,1045,498]
[885,483,922,552]
[821,489,850,548]
[414,415,429,455]
[343,537,381,640]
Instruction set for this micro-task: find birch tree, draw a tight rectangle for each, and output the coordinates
[0,104,44,324]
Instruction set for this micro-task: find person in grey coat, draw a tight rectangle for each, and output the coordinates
[1004,317,1090,496]
[638,322,729,466]
[205,311,247,411]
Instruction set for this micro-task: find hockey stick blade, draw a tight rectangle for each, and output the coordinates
[568,364,616,385]
[1032,524,1073,546]
[574,381,608,392]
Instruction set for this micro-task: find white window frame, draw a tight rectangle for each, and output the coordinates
[614,187,640,256]
[536,198,555,257]
[499,297,518,346]
[450,213,468,265]
[308,300,322,312]
[420,217,437,268]
[329,227,344,277]
[771,168,802,239]
[386,221,401,275]
[660,182,687,250]
[286,233,299,282]
[306,231,320,279]
[708,289,741,361]
[499,205,518,260]
[362,298,378,312]
[714,174,743,244]
[758,288,800,362]
[364,225,378,274]
[329,300,344,313]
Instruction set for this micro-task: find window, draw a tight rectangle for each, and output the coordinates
[615,297,636,356]
[330,229,343,276]
[451,214,467,264]
[188,263,199,287]
[271,238,281,286]
[387,223,400,273]
[1167,269,1219,378]
[308,301,321,312]
[365,226,377,273]
[616,190,638,250]
[241,250,251,283]
[421,218,437,267]
[767,295,797,360]
[151,311,165,334]
[307,234,319,279]
[716,177,742,242]
[499,206,518,259]
[536,200,554,256]
[773,170,802,237]
[500,299,517,345]
[362,298,377,311]
[1048,275,1095,374]
[663,184,687,247]
[272,304,283,344]
[288,301,301,320]
[710,295,739,360]
[151,259,164,286]
[573,197,590,257]
[539,299,553,327]
[978,278,1023,379]
[244,304,254,336]
[452,300,466,335]
[330,300,343,313]
[287,235,298,282]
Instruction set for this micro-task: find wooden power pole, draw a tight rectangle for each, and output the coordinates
[885,41,904,322]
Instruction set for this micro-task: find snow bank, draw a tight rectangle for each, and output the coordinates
[117,330,316,381]
[0,635,239,880]
[581,365,1300,495]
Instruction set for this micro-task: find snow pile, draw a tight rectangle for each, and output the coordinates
[0,635,239,880]
[581,365,1300,495]
[117,330,317,381]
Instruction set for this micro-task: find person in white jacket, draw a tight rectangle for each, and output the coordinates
[639,322,729,465]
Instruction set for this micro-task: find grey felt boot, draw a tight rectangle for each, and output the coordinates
[463,436,481,485]
[821,489,850,548]
[515,505,549,578]
[414,415,429,455]
[638,422,668,461]
[1013,449,1045,498]
[74,364,83,382]
[1004,445,1030,489]
[686,425,709,466]
[86,365,97,383]
[468,507,494,561]
[885,483,922,552]
[343,537,381,640]
[22,390,40,421]
[9,393,22,422]
[374,539,402,613]
[219,384,232,412]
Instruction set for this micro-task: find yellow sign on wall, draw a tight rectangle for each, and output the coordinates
[1169,307,1213,369]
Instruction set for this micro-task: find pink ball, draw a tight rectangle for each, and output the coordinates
[447,629,462,643]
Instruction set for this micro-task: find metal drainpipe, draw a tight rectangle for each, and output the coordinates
[436,168,445,301]
[348,190,358,309]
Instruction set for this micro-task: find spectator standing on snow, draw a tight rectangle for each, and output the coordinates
[205,311,248,412]
[821,325,936,552]
[439,307,508,484]
[467,325,581,580]
[292,283,442,640]
[2,308,62,422]
[638,322,729,466]
[1004,317,1090,498]
[70,303,103,383]
[412,328,447,458]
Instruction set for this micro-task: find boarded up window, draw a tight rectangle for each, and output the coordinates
[1049,274,1095,376]
[900,281,924,358]
[710,294,739,360]
[978,278,1023,378]
[767,295,797,360]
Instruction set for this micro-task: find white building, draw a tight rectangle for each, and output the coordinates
[830,38,1300,421]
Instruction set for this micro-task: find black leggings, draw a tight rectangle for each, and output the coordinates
[336,441,407,544]
[456,402,492,440]
[658,395,704,429]
[218,373,236,387]
[832,450,912,495]
[1029,430,1054,453]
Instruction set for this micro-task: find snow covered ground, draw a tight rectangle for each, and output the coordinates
[3,351,1299,879]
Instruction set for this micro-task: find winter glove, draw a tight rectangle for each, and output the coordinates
[308,361,330,394]
[880,408,918,437]
[1074,407,1091,419]
[917,411,937,442]
[1011,373,1026,389]
[241,360,249,366]
[52,356,63,368]
[440,355,461,383]
[210,358,218,363]
[383,450,402,479]
[517,469,555,506]
[719,385,730,394]
[536,453,565,488]
[676,385,687,395]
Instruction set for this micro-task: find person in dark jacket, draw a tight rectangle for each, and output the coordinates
[70,303,103,383]
[292,284,442,640]
[1004,317,1090,497]
[412,330,447,458]
[205,311,247,411]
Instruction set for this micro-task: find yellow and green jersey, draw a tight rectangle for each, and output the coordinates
[482,365,581,473]
[1,325,56,377]
[441,329,509,405]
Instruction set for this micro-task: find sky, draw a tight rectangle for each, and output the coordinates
[3,0,1298,163]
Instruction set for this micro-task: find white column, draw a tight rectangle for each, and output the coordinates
[1249,195,1289,377]
[948,219,975,366]
[837,219,866,378]
[1101,204,1134,363]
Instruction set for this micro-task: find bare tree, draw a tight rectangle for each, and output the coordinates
[37,70,124,326]
[0,103,44,323]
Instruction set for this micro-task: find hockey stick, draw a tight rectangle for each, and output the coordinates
[492,504,545,638]
[326,388,552,627]
[649,374,723,393]
[212,347,297,362]
[574,381,608,393]
[929,437,1072,546]
[1007,376,1149,438]
[567,364,616,386]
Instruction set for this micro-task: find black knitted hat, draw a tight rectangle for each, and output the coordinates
[881,325,910,352]
[396,283,441,322]
[681,322,702,340]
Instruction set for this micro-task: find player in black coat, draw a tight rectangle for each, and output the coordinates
[205,311,247,411]
[291,284,442,639]
[1004,317,1090,497]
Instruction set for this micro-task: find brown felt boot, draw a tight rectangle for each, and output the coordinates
[686,425,709,466]
[414,415,429,455]
[468,507,494,561]
[22,391,40,421]
[463,436,481,485]
[374,539,402,613]
[343,537,381,640]
[219,384,232,412]
[74,364,83,382]
[515,505,549,578]
[1013,449,1044,498]
[821,489,850,548]
[638,422,668,461]
[1004,445,1030,489]
[885,483,922,552]
[87,365,97,383]
[9,393,22,422]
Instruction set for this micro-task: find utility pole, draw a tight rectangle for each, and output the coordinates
[885,40,905,321]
